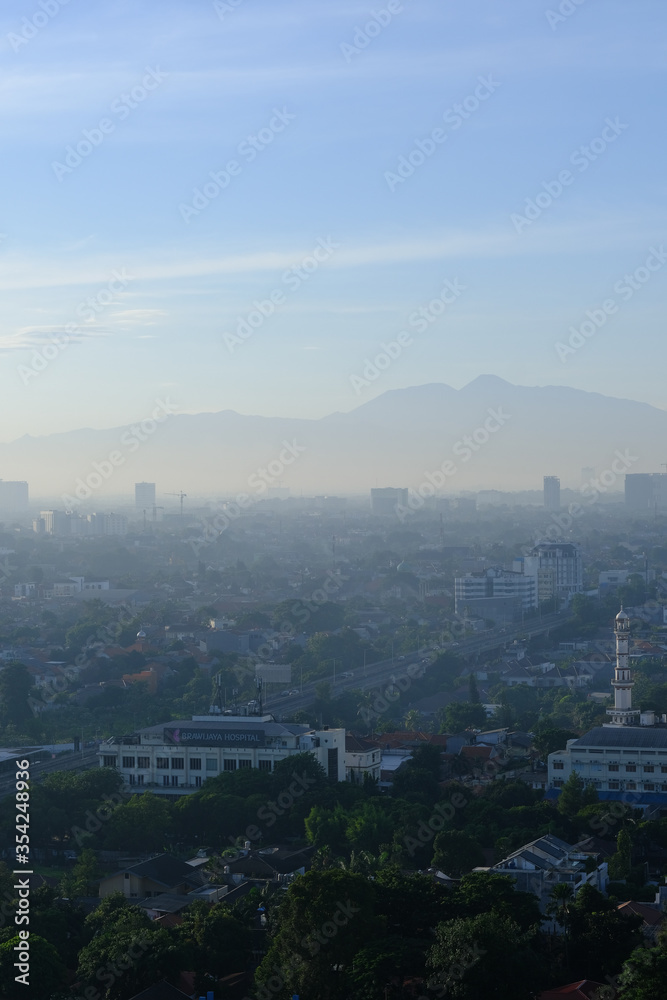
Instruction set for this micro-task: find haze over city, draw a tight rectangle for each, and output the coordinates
[2,4,667,1000]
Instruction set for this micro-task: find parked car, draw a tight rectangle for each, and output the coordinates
[281,690,290,697]
[289,688,299,695]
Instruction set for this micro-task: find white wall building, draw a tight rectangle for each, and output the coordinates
[99,715,346,794]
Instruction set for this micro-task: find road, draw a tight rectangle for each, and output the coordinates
[266,612,569,718]
[0,747,99,801]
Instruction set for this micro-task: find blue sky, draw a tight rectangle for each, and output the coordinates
[1,0,666,440]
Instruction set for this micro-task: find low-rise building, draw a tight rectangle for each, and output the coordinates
[345,734,381,785]
[478,834,608,913]
[548,726,667,811]
[99,714,346,794]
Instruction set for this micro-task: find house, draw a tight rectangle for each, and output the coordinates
[539,982,606,1000]
[459,744,501,774]
[478,834,608,914]
[345,733,381,784]
[223,845,315,885]
[617,900,665,942]
[99,853,207,899]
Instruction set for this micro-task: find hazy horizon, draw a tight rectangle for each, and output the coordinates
[2,0,666,446]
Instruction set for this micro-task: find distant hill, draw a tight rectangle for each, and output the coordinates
[2,377,666,499]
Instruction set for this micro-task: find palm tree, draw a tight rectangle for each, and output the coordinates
[403,709,422,732]
[547,881,574,973]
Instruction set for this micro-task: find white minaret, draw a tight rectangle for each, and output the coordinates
[606,608,638,726]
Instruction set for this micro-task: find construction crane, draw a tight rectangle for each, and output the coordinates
[166,492,187,518]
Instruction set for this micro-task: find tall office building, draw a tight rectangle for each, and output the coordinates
[370,488,409,516]
[543,476,561,510]
[531,542,583,602]
[135,482,156,509]
[0,481,29,510]
[625,473,667,511]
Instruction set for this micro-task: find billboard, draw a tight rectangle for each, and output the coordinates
[163,727,265,747]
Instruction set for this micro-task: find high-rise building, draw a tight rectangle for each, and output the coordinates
[543,476,560,510]
[625,473,667,511]
[0,481,29,510]
[530,543,582,603]
[454,566,537,619]
[135,482,156,509]
[370,488,409,516]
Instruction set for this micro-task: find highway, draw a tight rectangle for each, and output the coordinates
[0,747,99,801]
[266,611,569,718]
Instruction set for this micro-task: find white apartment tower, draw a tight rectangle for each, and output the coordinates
[607,609,639,726]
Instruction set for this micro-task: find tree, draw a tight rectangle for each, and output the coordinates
[76,895,178,1000]
[533,728,578,759]
[426,913,544,1000]
[441,701,487,733]
[557,771,598,818]
[62,847,101,897]
[546,881,573,930]
[0,662,34,728]
[432,830,485,877]
[608,827,633,880]
[614,928,667,1000]
[176,901,253,994]
[254,869,377,1000]
[102,792,174,852]
[452,872,542,932]
[468,673,481,704]
[0,934,67,999]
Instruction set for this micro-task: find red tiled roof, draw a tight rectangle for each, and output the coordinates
[460,745,494,759]
[540,981,606,1000]
[617,901,664,926]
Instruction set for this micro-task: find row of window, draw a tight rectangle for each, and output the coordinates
[110,756,274,773]
[553,778,667,791]
[553,762,667,773]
